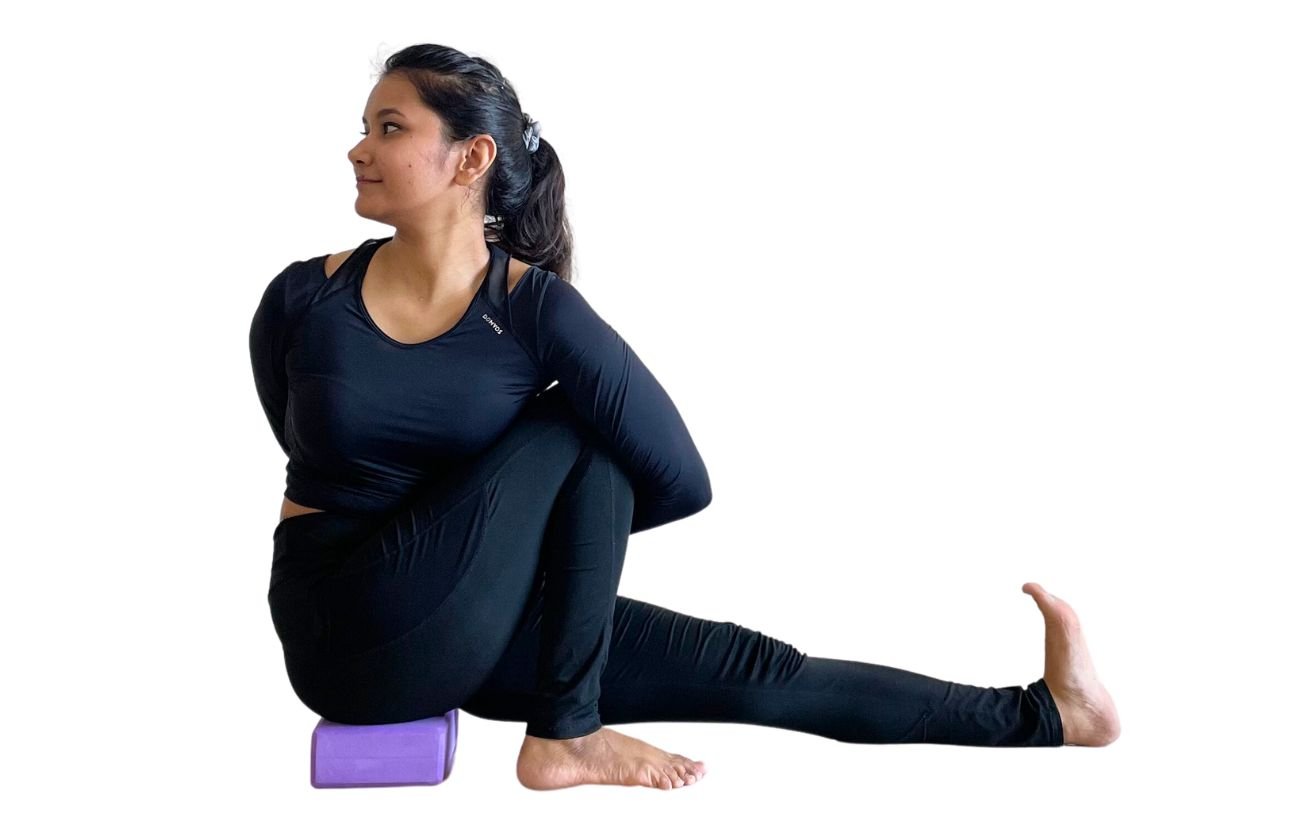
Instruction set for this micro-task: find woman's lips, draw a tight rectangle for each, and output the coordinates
[357,179,381,185]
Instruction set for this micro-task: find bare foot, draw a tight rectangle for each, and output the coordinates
[516,726,708,791]
[1023,582,1122,746]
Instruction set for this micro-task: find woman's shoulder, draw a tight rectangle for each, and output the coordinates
[323,248,354,280]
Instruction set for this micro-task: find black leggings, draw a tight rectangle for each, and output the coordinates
[268,386,1064,746]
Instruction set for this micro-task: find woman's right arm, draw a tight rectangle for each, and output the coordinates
[249,262,295,457]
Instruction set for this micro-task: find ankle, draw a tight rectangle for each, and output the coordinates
[525,727,603,747]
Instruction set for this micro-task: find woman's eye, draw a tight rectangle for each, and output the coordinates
[359,122,399,136]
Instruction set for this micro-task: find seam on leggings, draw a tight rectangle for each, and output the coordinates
[325,428,577,663]
[607,455,616,600]
[902,708,931,741]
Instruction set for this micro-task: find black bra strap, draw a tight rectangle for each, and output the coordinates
[484,241,509,318]
[318,236,386,295]
[351,237,388,279]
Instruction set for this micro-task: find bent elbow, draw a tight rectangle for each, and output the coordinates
[677,462,712,518]
[629,470,712,535]
[689,471,712,515]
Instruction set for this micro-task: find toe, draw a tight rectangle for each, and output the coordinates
[1023,582,1051,604]
[673,753,706,777]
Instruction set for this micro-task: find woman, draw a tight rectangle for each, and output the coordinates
[250,44,1121,792]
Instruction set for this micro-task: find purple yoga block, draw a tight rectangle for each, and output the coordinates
[310,709,458,788]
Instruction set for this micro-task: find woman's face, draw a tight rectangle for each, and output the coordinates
[348,74,496,225]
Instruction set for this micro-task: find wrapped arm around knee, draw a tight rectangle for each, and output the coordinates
[510,270,712,534]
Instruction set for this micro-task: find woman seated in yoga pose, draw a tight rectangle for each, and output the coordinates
[250,43,1121,792]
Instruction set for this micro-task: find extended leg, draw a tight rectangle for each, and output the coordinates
[464,597,1064,747]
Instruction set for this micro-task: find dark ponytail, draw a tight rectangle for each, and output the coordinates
[380,44,575,282]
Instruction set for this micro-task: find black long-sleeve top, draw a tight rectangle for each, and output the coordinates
[249,235,711,534]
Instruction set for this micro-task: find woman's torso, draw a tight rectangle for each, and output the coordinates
[279,242,536,522]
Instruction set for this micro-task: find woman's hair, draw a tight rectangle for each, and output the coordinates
[379,44,574,282]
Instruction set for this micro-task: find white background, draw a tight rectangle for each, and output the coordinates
[3,0,1295,813]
